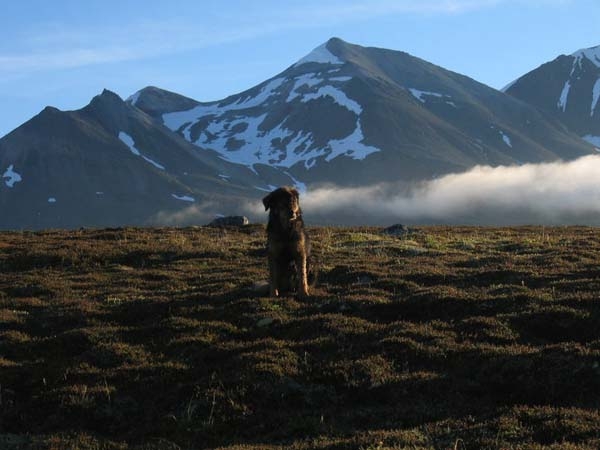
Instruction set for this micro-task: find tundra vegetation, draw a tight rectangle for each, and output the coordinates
[1,225,600,449]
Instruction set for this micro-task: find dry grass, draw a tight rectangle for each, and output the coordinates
[1,225,600,449]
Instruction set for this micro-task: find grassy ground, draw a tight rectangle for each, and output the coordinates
[1,225,600,449]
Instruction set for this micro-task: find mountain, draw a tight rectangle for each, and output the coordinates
[504,45,600,148]
[1,38,597,229]
[0,90,264,229]
[131,37,595,187]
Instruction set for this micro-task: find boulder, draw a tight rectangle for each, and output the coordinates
[382,224,411,236]
[207,216,249,227]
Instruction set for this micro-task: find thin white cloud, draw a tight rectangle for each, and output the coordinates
[0,19,283,76]
[0,0,571,76]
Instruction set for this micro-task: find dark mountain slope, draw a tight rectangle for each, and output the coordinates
[504,45,600,147]
[0,90,261,229]
[133,38,594,187]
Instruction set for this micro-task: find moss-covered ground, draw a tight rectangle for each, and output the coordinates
[2,225,600,449]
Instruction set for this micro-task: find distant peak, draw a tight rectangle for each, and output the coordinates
[98,89,123,101]
[89,89,125,107]
[35,105,63,122]
[571,45,600,68]
[126,86,166,106]
[85,89,127,115]
[41,106,61,115]
[130,86,161,96]
[327,37,347,45]
[125,86,200,117]
[294,39,346,67]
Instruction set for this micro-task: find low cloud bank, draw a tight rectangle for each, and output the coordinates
[298,155,600,225]
[151,201,222,226]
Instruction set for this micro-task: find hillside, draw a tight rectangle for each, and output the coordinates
[133,38,594,188]
[0,90,264,230]
[504,45,600,145]
[2,38,597,229]
[2,225,600,449]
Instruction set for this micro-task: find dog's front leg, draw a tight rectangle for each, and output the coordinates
[296,254,309,298]
[268,256,280,297]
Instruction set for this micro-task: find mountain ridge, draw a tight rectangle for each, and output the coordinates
[0,89,267,229]
[131,38,593,186]
[1,37,597,229]
[504,43,600,144]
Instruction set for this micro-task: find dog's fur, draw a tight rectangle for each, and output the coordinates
[263,186,310,297]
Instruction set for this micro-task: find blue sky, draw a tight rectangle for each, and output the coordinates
[1,0,598,137]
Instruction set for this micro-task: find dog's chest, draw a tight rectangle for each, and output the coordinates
[267,221,306,261]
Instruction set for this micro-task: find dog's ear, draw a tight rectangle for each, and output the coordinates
[262,192,274,211]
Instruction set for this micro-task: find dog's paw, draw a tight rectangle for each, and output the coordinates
[297,287,309,299]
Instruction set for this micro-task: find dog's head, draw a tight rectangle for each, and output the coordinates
[262,186,301,229]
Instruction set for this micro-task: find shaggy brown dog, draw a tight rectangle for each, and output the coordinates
[262,186,310,298]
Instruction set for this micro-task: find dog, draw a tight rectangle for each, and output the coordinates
[262,186,310,298]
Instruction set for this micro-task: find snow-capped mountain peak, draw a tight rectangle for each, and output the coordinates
[571,45,600,68]
[140,38,594,190]
[159,41,378,176]
[504,43,600,141]
[293,40,345,67]
[1,38,597,229]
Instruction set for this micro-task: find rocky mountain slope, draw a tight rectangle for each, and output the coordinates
[0,90,262,229]
[132,38,594,187]
[504,45,600,148]
[1,38,596,229]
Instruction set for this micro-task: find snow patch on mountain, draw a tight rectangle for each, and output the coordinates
[141,155,165,170]
[301,85,362,114]
[119,132,141,156]
[287,73,323,102]
[572,45,600,69]
[163,78,285,134]
[409,88,444,103]
[2,165,22,188]
[294,43,344,67]
[118,132,165,170]
[591,78,600,117]
[160,70,379,172]
[254,185,278,193]
[127,91,141,107]
[409,88,458,108]
[330,76,352,82]
[230,78,286,109]
[286,74,358,113]
[583,135,600,148]
[557,47,600,114]
[193,110,378,170]
[326,119,379,162]
[409,88,458,107]
[172,194,195,202]
[558,80,571,112]
[499,131,513,148]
